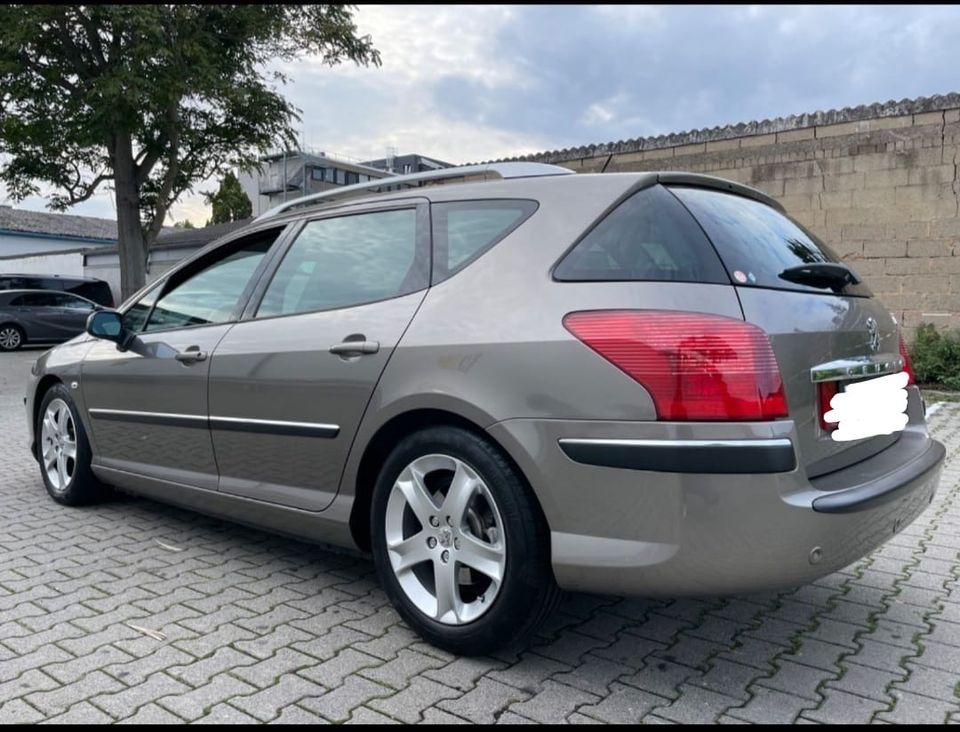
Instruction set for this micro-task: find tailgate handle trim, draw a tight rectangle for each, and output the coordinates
[810,353,903,383]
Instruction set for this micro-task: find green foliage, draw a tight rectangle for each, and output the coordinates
[204,171,252,225]
[173,219,196,229]
[0,4,379,295]
[910,322,960,390]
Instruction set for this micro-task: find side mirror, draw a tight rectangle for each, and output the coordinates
[86,310,134,350]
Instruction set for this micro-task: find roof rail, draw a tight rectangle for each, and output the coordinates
[254,162,574,221]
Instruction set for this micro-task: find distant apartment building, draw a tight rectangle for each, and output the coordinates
[238,149,453,216]
[362,153,452,176]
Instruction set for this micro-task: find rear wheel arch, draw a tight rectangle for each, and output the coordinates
[349,408,547,553]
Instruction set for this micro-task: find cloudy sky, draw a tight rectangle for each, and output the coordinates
[9,3,960,225]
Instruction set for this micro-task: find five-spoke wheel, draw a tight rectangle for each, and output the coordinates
[40,398,77,493]
[371,426,560,655]
[385,454,507,625]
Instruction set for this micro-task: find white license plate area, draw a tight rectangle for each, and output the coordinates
[824,371,909,442]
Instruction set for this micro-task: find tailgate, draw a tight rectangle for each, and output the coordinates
[737,286,903,472]
[667,183,910,474]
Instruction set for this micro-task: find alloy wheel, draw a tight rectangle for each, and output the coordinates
[0,327,21,350]
[384,454,507,625]
[41,398,77,492]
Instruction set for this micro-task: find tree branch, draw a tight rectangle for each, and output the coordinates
[75,9,107,67]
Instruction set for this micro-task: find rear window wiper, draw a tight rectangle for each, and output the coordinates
[777,262,860,292]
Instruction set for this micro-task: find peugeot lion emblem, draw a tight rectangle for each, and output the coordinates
[866,317,880,352]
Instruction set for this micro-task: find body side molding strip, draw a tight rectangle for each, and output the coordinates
[558,437,797,474]
[89,408,340,439]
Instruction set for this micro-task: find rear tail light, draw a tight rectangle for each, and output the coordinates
[563,310,788,421]
[898,333,915,385]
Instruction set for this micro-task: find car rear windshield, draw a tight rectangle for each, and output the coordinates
[668,186,871,297]
[554,185,729,284]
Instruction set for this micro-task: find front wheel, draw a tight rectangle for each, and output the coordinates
[371,426,560,655]
[0,324,24,351]
[36,384,110,505]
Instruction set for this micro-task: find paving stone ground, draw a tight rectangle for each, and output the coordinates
[2,347,960,724]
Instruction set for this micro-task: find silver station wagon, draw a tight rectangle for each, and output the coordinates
[25,163,945,654]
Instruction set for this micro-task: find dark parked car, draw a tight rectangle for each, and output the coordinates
[0,274,114,307]
[0,289,99,350]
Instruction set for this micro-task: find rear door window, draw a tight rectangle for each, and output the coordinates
[668,186,871,296]
[554,185,728,283]
[431,200,538,283]
[256,208,426,317]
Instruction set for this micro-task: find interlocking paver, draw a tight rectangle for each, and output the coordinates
[824,661,903,702]
[88,671,190,720]
[575,681,664,723]
[803,689,889,724]
[725,686,817,724]
[228,673,327,722]
[504,679,599,724]
[357,648,447,689]
[367,676,463,723]
[651,684,741,725]
[437,678,531,724]
[153,672,257,721]
[299,676,393,723]
[877,689,958,724]
[2,349,960,724]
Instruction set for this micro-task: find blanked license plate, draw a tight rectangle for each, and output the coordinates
[823,371,909,442]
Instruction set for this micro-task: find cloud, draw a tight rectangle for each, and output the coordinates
[6,4,960,226]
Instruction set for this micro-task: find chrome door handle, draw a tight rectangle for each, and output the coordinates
[329,340,380,356]
[174,349,208,363]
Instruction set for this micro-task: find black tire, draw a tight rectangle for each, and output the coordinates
[36,383,110,505]
[370,425,561,655]
[0,324,24,351]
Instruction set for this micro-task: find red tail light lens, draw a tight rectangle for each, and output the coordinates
[898,333,915,385]
[563,310,788,421]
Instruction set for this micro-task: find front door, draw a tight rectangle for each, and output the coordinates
[208,203,430,511]
[81,227,285,488]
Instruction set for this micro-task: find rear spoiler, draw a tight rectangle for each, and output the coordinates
[656,172,785,212]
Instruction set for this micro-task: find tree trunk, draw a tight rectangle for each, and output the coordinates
[112,133,147,301]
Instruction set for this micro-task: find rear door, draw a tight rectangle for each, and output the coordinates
[50,292,97,335]
[669,185,901,475]
[10,292,64,341]
[207,201,430,511]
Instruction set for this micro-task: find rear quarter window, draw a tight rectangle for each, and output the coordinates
[554,184,728,284]
[669,186,871,296]
[431,199,538,283]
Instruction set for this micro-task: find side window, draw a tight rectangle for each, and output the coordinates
[257,208,424,318]
[58,294,95,310]
[16,292,57,307]
[142,229,280,332]
[431,199,538,283]
[554,185,728,284]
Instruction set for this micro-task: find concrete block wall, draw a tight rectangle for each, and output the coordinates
[502,94,960,341]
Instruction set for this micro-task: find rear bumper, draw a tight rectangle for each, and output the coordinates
[488,403,943,597]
